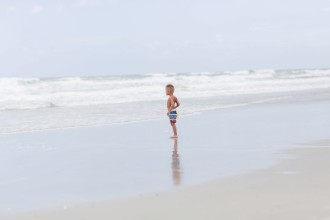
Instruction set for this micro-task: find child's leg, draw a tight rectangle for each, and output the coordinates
[171,123,178,137]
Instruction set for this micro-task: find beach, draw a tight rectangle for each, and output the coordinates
[2,0,330,217]
[1,96,330,219]
[6,142,330,220]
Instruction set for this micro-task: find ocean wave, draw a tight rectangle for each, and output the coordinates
[0,68,330,111]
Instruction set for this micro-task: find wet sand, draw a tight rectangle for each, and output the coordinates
[5,141,330,220]
[1,100,330,219]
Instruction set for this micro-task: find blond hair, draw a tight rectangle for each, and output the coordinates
[166,84,175,92]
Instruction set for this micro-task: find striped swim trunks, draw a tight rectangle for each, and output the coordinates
[169,109,177,124]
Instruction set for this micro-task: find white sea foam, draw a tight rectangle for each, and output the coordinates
[0,68,330,134]
[1,68,330,111]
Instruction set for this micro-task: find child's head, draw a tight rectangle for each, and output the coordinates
[166,84,175,95]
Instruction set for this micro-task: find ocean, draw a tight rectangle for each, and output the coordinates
[1,68,330,215]
[1,68,330,134]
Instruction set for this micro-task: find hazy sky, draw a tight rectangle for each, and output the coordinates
[1,0,330,77]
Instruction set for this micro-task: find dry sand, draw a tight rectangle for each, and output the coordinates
[6,140,330,220]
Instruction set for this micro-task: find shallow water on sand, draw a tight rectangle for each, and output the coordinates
[0,100,330,216]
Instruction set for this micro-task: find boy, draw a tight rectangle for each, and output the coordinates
[166,84,180,138]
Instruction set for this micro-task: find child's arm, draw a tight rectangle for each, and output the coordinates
[174,98,180,109]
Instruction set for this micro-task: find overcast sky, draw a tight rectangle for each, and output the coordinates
[1,0,330,77]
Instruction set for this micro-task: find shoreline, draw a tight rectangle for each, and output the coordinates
[1,99,330,218]
[5,141,330,220]
[1,87,330,136]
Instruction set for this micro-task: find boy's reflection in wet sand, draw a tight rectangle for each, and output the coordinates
[171,138,182,185]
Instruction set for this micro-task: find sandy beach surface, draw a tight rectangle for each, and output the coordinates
[5,141,330,220]
[1,99,330,220]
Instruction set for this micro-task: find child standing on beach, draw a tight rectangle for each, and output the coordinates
[166,84,180,138]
